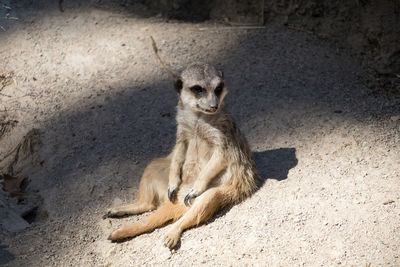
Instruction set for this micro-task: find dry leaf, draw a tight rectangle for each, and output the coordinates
[1,174,24,197]
[0,119,18,139]
[0,72,14,90]
[390,115,400,122]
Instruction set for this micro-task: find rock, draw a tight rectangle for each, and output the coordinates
[0,187,42,232]
[0,198,30,232]
[112,197,123,207]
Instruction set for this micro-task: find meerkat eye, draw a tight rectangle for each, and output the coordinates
[190,85,205,94]
[214,82,224,96]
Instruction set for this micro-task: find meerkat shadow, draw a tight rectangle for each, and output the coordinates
[207,148,297,225]
[253,148,298,187]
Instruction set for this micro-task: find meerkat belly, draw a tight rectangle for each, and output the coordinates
[181,137,213,185]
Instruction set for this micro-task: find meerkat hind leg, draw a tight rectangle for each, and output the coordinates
[164,187,231,249]
[104,157,170,218]
[108,201,187,241]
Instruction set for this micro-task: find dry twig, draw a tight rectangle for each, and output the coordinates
[59,0,64,12]
[149,36,177,79]
[383,200,395,205]
[259,0,265,26]
[198,26,265,31]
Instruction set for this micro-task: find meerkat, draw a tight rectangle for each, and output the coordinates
[104,63,260,249]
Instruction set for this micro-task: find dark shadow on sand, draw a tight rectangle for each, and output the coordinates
[254,148,298,185]
[0,245,14,267]
[203,148,297,234]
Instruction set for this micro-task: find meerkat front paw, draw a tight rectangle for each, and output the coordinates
[184,190,200,206]
[168,184,179,201]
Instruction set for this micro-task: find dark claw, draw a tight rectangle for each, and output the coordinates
[184,190,199,206]
[168,187,177,201]
[103,209,121,219]
[184,194,191,206]
[107,234,118,243]
[102,211,111,219]
[184,192,198,206]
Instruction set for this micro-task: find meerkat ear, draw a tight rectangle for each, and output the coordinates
[174,78,183,93]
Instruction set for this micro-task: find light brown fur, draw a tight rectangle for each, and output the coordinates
[105,63,259,248]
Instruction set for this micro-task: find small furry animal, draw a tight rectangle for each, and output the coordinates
[104,63,259,249]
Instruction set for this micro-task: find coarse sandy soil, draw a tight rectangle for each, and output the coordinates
[0,1,399,266]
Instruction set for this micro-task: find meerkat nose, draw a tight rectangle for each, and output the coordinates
[210,103,218,110]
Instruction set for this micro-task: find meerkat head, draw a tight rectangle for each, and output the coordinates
[174,63,227,115]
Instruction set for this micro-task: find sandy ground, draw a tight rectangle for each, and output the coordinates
[0,1,399,266]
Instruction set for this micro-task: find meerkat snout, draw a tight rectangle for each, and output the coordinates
[205,92,219,113]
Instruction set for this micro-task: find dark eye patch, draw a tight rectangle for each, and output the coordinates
[214,82,224,96]
[190,85,205,96]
